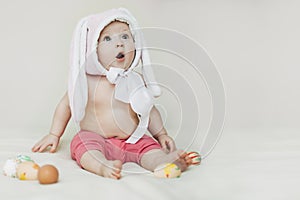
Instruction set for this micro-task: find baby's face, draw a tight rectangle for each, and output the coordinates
[97,21,135,70]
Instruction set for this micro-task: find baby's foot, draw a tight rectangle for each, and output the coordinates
[98,160,122,180]
[153,150,195,178]
[171,150,193,172]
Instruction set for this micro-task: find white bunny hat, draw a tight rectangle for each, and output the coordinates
[68,8,161,143]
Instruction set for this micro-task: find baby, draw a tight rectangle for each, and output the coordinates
[32,8,198,179]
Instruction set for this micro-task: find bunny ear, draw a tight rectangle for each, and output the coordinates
[68,17,89,123]
[140,38,162,97]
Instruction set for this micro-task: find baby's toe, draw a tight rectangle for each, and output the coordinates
[185,155,193,166]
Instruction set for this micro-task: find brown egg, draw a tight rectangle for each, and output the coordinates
[38,164,59,184]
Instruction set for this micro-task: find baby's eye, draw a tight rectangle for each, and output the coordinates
[121,34,129,40]
[103,36,111,41]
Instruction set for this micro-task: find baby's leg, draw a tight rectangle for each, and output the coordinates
[140,149,192,172]
[80,150,122,180]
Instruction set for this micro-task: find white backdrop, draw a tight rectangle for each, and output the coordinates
[1,0,299,137]
[0,1,299,198]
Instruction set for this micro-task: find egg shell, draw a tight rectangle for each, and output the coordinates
[38,165,59,184]
[154,163,181,178]
[16,161,40,180]
[187,152,201,165]
[3,159,18,178]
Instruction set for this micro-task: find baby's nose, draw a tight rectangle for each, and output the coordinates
[116,43,124,48]
[115,38,124,48]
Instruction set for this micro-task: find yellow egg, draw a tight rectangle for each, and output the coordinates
[16,161,40,180]
[154,163,181,178]
[38,164,59,184]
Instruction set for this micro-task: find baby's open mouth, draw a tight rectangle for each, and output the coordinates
[116,53,125,59]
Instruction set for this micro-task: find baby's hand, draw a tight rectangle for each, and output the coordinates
[31,133,60,153]
[157,134,176,153]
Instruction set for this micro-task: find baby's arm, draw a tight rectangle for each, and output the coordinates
[32,92,71,153]
[148,107,177,153]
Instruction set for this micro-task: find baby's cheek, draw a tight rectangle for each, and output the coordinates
[98,51,111,66]
[126,41,135,51]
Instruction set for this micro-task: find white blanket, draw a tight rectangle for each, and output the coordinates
[1,129,299,200]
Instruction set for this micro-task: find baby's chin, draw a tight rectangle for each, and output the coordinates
[110,62,131,71]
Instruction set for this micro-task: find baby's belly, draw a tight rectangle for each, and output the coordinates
[80,103,139,139]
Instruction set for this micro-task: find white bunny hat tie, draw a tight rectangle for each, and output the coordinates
[68,8,161,144]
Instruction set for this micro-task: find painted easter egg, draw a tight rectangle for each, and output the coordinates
[187,152,201,165]
[3,155,35,178]
[16,161,40,180]
[154,163,181,178]
[16,155,34,163]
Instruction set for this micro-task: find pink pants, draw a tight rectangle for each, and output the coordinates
[70,130,162,167]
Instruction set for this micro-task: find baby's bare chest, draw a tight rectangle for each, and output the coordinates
[87,75,112,101]
[86,75,127,109]
[82,75,138,133]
